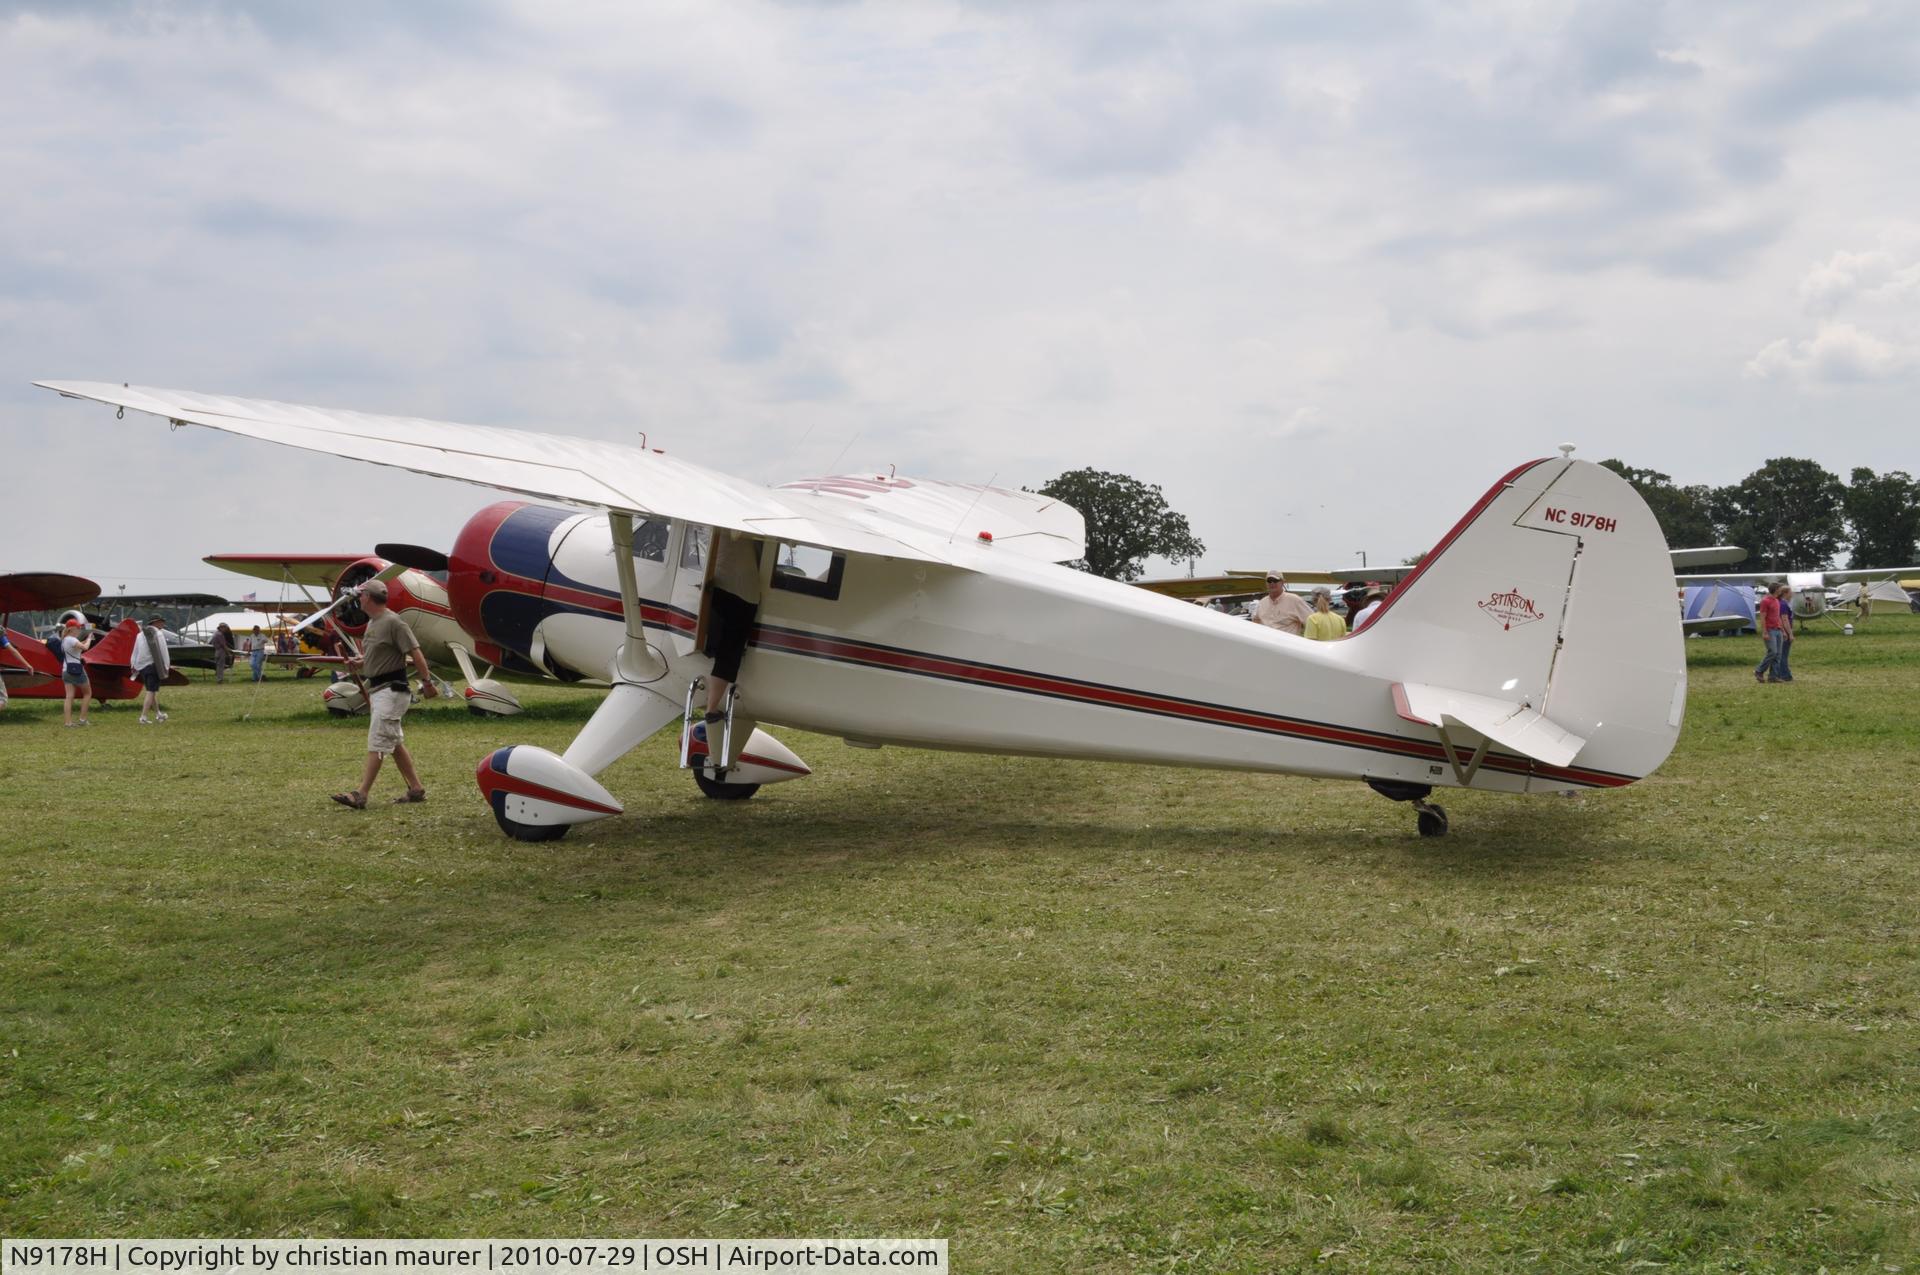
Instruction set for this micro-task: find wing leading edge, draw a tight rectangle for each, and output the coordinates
[36,382,978,568]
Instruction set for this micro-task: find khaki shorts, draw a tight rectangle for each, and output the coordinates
[366,684,411,756]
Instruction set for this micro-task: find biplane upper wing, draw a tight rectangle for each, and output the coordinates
[204,554,364,590]
[0,572,100,613]
[37,382,981,567]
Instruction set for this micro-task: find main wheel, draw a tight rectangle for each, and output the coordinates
[694,770,760,801]
[491,807,571,842]
[1416,805,1449,838]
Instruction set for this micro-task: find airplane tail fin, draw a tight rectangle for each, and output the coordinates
[1352,456,1686,788]
[84,619,140,668]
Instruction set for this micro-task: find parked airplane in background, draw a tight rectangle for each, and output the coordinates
[1833,579,1918,612]
[2,571,190,705]
[205,552,523,715]
[2,572,100,698]
[1145,547,1749,615]
[42,381,1687,842]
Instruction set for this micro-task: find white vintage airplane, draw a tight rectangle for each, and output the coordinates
[39,381,1688,840]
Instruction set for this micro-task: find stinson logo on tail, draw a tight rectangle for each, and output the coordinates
[1479,587,1546,630]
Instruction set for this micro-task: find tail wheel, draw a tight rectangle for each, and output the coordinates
[490,806,571,842]
[694,770,760,801]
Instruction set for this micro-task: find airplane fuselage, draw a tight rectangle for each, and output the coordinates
[448,500,1643,795]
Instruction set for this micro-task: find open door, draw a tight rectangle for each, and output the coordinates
[669,522,714,657]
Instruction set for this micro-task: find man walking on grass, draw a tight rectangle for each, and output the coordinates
[130,614,171,723]
[1755,582,1792,683]
[331,581,438,809]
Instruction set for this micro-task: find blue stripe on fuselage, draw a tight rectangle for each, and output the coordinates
[489,504,578,582]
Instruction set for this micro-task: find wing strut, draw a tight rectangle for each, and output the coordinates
[608,512,666,685]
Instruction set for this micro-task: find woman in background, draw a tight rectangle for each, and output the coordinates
[60,617,93,727]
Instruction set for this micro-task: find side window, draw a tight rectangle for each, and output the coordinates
[770,542,846,601]
[680,524,710,572]
[633,517,670,564]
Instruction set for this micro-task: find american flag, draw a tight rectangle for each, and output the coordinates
[241,592,257,602]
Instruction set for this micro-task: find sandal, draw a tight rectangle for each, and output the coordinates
[330,791,367,810]
[393,789,427,804]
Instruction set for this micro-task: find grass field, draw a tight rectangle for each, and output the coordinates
[3,615,1917,1272]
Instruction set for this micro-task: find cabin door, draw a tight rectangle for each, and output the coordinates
[668,522,714,657]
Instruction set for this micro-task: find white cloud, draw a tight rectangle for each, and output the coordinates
[1744,321,1911,382]
[1798,249,1899,311]
[5,0,1920,586]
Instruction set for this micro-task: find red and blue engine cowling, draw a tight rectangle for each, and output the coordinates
[449,501,610,679]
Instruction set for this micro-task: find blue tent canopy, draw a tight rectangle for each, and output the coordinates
[1683,582,1757,634]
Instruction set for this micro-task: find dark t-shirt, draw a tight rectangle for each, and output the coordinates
[361,613,421,681]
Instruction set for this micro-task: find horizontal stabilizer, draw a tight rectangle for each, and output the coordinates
[1392,681,1588,769]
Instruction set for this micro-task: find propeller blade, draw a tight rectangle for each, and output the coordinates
[291,562,410,634]
[375,543,450,573]
[292,594,353,635]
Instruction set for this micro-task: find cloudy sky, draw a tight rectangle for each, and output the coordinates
[4,0,1918,596]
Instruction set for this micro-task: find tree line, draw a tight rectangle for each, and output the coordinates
[1030,459,1919,584]
[1600,458,1920,571]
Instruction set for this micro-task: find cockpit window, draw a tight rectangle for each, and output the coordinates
[770,542,845,601]
[631,518,669,563]
[679,524,710,572]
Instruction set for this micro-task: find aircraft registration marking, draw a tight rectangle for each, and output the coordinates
[1542,507,1617,532]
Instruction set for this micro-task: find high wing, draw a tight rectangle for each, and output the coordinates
[1673,572,1775,585]
[1668,545,1747,570]
[1135,566,1416,602]
[1132,574,1266,602]
[775,474,1084,563]
[1145,549,1740,602]
[1675,565,1920,586]
[1818,566,1920,585]
[205,554,364,589]
[38,382,1030,568]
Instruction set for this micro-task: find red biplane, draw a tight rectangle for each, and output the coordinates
[1,572,189,706]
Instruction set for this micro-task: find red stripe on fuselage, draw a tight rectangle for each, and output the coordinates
[748,624,1633,789]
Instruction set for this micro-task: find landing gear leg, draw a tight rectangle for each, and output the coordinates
[1367,778,1450,838]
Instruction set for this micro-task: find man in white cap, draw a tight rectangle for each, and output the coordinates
[1252,570,1312,637]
